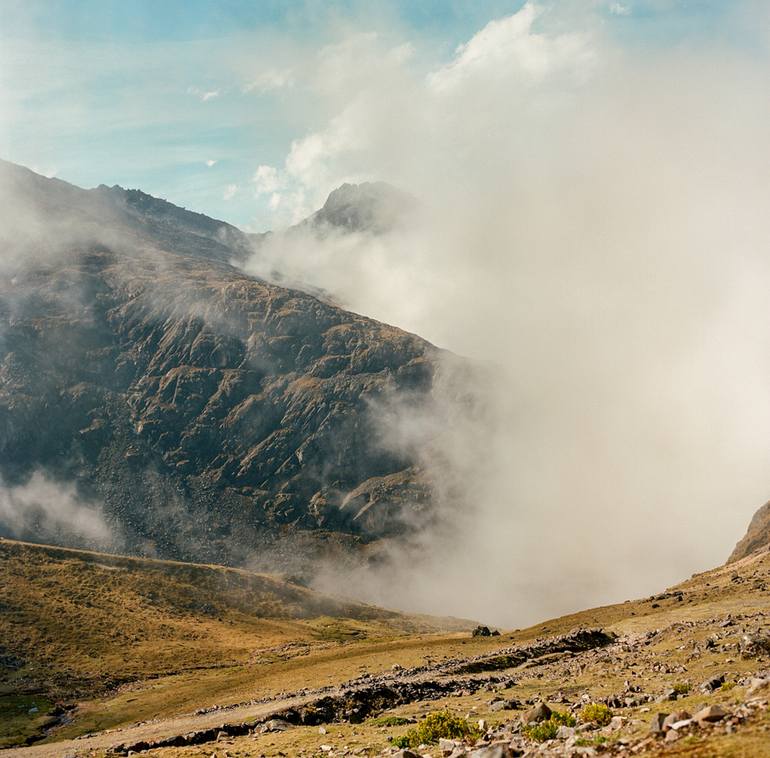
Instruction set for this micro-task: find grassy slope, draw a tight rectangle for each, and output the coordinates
[0,538,468,747]
[3,537,770,756]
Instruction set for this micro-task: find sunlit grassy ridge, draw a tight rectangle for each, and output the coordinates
[0,537,457,698]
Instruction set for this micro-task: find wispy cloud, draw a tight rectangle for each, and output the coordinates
[609,2,631,16]
[243,67,295,92]
[187,86,220,102]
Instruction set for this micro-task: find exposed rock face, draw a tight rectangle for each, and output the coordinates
[0,161,438,567]
[728,501,770,563]
[304,181,414,235]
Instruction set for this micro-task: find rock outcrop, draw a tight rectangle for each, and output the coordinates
[728,501,770,563]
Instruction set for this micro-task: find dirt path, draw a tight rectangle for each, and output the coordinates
[2,695,315,758]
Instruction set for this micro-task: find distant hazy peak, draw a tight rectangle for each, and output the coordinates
[94,182,251,260]
[0,159,252,264]
[307,181,414,234]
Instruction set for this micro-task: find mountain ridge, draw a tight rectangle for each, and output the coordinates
[0,160,441,571]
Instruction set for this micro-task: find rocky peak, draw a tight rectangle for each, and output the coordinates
[307,181,414,234]
[728,501,770,562]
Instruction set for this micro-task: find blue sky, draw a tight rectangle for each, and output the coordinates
[0,0,759,230]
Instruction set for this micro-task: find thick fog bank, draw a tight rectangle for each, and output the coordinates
[245,2,770,625]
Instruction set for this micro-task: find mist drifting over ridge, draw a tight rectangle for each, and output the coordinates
[241,1,770,625]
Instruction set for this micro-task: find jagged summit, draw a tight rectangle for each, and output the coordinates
[305,180,414,234]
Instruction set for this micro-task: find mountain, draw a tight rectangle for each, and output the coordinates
[729,500,770,562]
[0,161,439,569]
[303,181,414,235]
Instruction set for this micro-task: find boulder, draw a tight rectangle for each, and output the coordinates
[747,677,770,697]
[469,745,521,758]
[522,702,552,724]
[259,718,291,733]
[693,704,729,724]
[662,710,691,731]
[700,674,725,693]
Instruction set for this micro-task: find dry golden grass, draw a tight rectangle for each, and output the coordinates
[0,540,462,697]
[4,537,770,756]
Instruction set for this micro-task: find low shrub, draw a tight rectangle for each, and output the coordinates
[392,711,480,748]
[579,703,613,726]
[523,710,576,742]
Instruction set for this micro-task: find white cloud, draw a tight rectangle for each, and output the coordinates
[428,2,595,92]
[610,2,632,15]
[187,86,220,102]
[223,183,238,200]
[205,159,217,167]
[242,3,770,625]
[253,164,281,194]
[243,67,294,92]
[0,472,117,548]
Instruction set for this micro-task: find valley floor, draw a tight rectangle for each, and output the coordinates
[2,542,770,757]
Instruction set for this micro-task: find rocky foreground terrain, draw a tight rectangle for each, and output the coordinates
[0,161,443,569]
[1,538,769,757]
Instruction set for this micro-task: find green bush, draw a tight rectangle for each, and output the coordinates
[523,719,559,742]
[392,711,480,748]
[673,682,691,695]
[550,710,577,727]
[523,710,576,742]
[579,703,613,726]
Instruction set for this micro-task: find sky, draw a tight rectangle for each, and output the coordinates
[0,0,760,231]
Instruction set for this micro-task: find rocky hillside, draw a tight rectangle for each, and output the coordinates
[0,161,439,568]
[3,538,770,756]
[729,500,770,563]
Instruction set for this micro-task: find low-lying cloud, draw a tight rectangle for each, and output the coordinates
[244,1,770,625]
[0,472,119,551]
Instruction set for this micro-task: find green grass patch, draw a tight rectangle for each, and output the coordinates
[0,694,54,748]
[576,735,609,747]
[392,711,480,748]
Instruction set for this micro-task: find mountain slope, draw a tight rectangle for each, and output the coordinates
[729,500,770,562]
[0,537,453,693]
[0,537,468,749]
[0,161,438,567]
